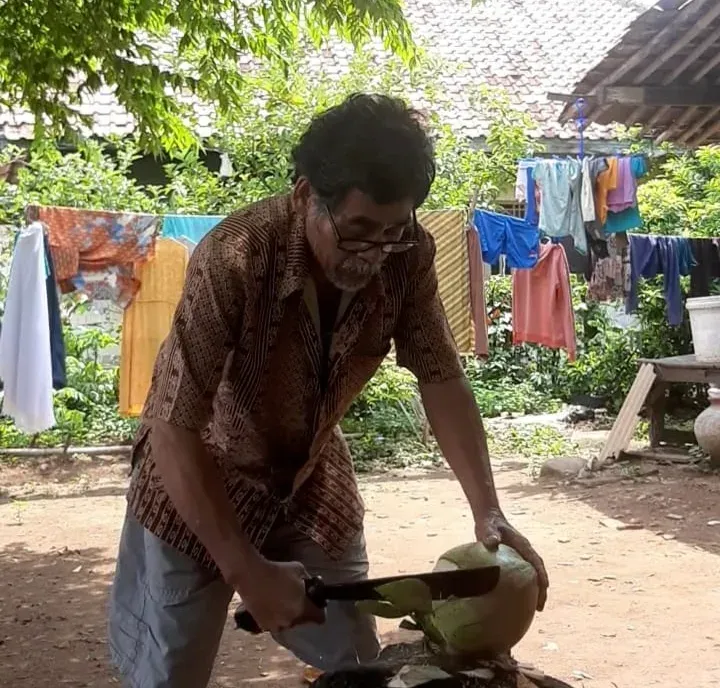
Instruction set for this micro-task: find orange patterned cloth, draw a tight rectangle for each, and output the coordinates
[128,194,464,571]
[26,205,161,306]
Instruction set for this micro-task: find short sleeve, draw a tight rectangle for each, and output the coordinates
[393,229,464,384]
[142,232,244,430]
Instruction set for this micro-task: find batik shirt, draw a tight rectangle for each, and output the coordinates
[128,194,464,570]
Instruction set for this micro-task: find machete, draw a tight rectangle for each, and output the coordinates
[234,565,501,634]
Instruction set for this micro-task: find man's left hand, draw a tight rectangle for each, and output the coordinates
[475,507,549,611]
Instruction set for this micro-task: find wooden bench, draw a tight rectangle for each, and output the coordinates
[596,354,720,467]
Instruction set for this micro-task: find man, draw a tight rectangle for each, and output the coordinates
[108,93,548,687]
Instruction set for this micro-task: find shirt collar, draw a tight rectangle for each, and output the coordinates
[278,206,311,299]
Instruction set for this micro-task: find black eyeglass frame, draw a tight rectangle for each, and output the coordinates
[325,204,419,254]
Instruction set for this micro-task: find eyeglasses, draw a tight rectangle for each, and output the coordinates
[326,205,419,254]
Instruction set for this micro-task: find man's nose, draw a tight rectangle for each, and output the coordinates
[358,245,384,263]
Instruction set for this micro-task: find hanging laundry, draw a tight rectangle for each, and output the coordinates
[689,238,720,298]
[604,156,648,234]
[533,159,587,255]
[515,159,536,202]
[556,235,590,277]
[161,214,224,255]
[0,222,56,433]
[465,223,489,358]
[119,238,190,416]
[581,157,596,222]
[43,233,66,390]
[473,209,540,270]
[594,157,618,227]
[512,242,576,361]
[69,266,132,303]
[26,205,161,307]
[5,230,65,384]
[582,157,609,240]
[418,209,474,354]
[588,233,631,303]
[626,235,696,326]
[523,165,540,226]
[606,156,636,213]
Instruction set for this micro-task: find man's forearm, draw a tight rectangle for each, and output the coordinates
[149,419,263,587]
[420,377,500,521]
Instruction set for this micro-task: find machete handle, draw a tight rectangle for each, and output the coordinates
[234,576,327,634]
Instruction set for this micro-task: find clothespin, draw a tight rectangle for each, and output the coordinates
[466,189,479,232]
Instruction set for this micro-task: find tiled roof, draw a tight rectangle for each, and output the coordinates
[0,0,656,144]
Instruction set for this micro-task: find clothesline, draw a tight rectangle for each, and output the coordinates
[468,195,720,364]
[0,205,228,435]
[2,202,480,432]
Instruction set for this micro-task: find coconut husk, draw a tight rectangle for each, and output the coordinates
[310,641,573,688]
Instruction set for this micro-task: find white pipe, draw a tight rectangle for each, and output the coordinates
[0,445,132,458]
[0,435,367,459]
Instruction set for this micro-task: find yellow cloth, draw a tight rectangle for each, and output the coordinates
[119,238,189,416]
[595,157,619,226]
[417,209,472,354]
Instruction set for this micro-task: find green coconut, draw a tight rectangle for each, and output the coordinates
[357,542,539,659]
[416,542,539,657]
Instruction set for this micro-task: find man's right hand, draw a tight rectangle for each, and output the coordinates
[231,559,326,634]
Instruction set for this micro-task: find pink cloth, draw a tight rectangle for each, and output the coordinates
[606,156,636,213]
[512,243,576,361]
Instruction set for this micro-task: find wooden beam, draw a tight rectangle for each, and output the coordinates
[652,57,720,142]
[689,117,720,146]
[664,23,720,82]
[551,83,720,109]
[677,105,720,144]
[648,105,672,128]
[655,106,699,143]
[590,0,716,90]
[586,19,720,130]
[634,1,720,82]
[599,83,720,107]
[547,92,585,104]
[556,1,720,131]
[625,106,647,126]
[692,49,720,81]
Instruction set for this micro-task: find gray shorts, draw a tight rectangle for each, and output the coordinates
[107,508,379,688]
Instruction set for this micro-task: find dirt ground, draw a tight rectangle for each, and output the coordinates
[1,453,719,688]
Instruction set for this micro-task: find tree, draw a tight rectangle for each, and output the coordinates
[637,146,720,239]
[0,0,412,152]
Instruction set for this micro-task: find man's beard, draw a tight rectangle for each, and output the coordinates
[327,256,381,291]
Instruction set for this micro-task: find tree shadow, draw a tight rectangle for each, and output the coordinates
[0,542,117,687]
[0,541,306,687]
[502,462,720,557]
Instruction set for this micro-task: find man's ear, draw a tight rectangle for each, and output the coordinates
[292,177,312,217]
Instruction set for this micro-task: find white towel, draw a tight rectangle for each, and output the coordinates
[0,222,55,433]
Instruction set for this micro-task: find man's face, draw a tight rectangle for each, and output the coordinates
[294,181,415,292]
